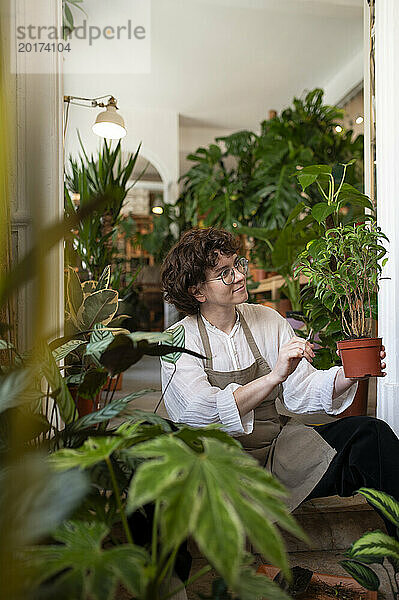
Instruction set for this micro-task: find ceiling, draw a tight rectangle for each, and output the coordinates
[64,0,363,132]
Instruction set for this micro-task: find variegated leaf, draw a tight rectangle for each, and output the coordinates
[160,325,185,364]
[95,265,111,291]
[52,339,86,363]
[340,560,380,591]
[69,390,153,431]
[0,339,14,350]
[358,488,399,529]
[128,331,173,344]
[77,289,118,330]
[348,529,399,563]
[85,325,114,366]
[81,280,97,297]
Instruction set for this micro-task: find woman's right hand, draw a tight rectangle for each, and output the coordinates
[270,336,315,384]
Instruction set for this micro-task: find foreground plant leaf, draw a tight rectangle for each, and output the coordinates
[39,343,77,424]
[0,368,43,414]
[100,330,206,375]
[50,421,165,470]
[127,432,304,588]
[22,520,149,600]
[68,390,154,432]
[347,529,399,563]
[357,488,399,529]
[340,559,380,591]
[0,453,89,548]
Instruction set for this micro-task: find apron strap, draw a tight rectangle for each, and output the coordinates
[197,307,267,371]
[236,308,267,366]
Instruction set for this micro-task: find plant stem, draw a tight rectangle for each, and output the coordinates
[152,499,160,565]
[382,562,398,599]
[105,456,133,545]
[157,545,180,590]
[160,564,212,600]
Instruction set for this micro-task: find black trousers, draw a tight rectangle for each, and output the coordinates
[305,416,399,539]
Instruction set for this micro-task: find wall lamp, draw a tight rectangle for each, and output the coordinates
[63,94,127,140]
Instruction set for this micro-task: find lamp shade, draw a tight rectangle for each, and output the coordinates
[92,105,126,140]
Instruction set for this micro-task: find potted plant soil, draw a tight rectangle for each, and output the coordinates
[257,564,377,600]
[294,162,388,379]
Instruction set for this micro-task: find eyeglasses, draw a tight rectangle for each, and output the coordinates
[205,257,249,286]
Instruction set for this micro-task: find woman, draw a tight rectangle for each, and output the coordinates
[160,227,399,536]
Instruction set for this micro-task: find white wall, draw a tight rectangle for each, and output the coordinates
[179,124,237,178]
[64,105,180,203]
[7,0,64,348]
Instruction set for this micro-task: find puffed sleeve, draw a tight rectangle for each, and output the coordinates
[160,328,254,436]
[277,318,358,415]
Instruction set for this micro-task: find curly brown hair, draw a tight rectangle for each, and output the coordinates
[160,228,241,315]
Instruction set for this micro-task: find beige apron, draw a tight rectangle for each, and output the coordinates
[197,308,337,512]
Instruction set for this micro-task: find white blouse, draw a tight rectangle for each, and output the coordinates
[160,303,357,436]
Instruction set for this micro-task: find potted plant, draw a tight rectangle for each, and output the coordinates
[64,133,142,289]
[177,89,363,237]
[340,488,399,599]
[64,264,128,416]
[294,162,388,379]
[238,202,321,315]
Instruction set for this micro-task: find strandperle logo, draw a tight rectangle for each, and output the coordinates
[17,20,146,47]
[10,0,151,75]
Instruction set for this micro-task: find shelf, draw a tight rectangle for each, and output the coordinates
[252,274,308,299]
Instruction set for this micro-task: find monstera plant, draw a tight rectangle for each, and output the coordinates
[177,89,363,240]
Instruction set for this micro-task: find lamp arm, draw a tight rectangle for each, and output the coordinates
[64,94,117,108]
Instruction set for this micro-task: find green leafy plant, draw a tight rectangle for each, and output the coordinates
[22,420,302,600]
[340,488,399,598]
[177,89,363,239]
[238,202,321,311]
[294,162,388,339]
[135,202,179,264]
[63,0,86,37]
[63,264,124,399]
[0,145,303,599]
[64,134,143,288]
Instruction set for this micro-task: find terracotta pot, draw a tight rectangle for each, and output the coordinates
[259,299,292,317]
[68,385,101,418]
[338,378,369,418]
[337,337,382,378]
[103,373,123,391]
[276,298,292,317]
[257,565,377,600]
[251,268,267,282]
